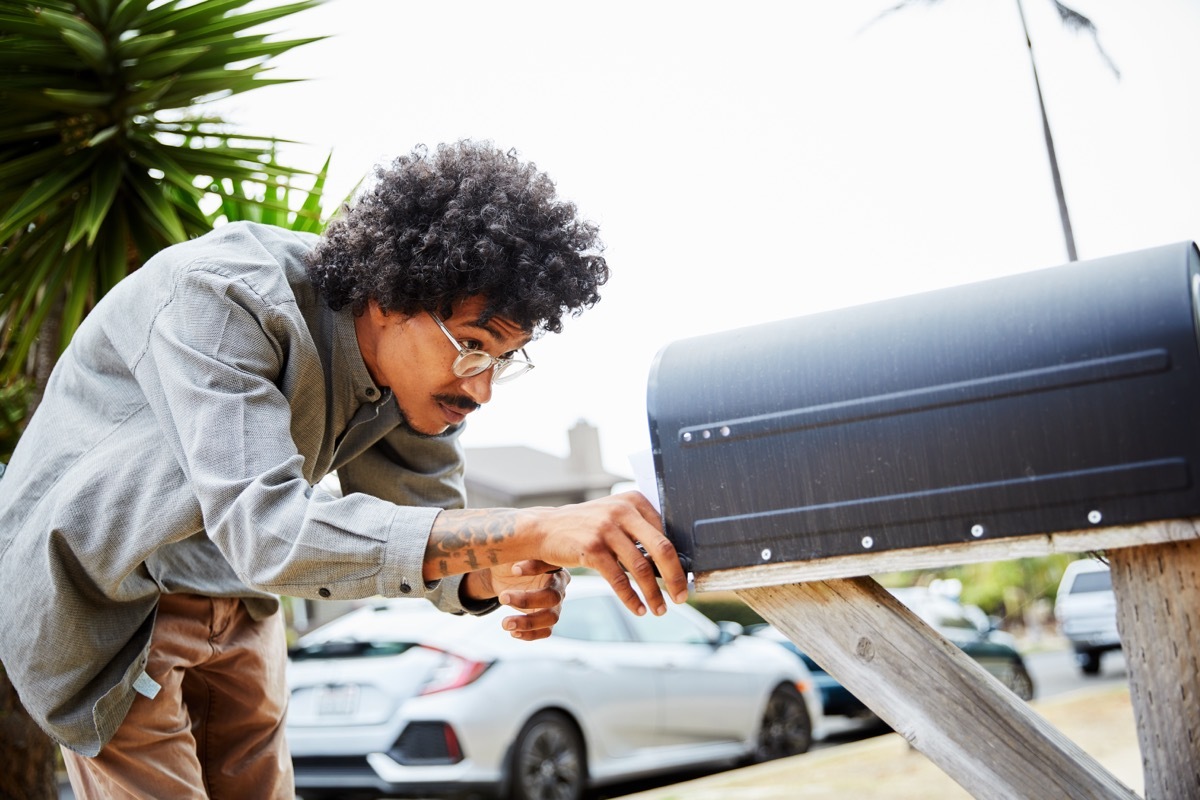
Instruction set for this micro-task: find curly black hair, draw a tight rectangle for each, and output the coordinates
[305,141,609,335]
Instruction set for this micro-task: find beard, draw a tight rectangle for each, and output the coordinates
[396,393,481,439]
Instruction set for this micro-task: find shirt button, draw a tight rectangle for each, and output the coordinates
[318,588,331,598]
[365,387,378,399]
[399,582,411,594]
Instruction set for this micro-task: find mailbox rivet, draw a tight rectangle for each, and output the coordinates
[970,524,985,538]
[702,429,711,439]
[861,536,874,549]
[682,432,693,442]
[760,548,772,561]
[720,426,731,437]
[1088,510,1102,524]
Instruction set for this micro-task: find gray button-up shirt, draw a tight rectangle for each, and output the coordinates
[0,221,478,755]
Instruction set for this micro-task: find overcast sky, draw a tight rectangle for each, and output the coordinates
[215,0,1200,475]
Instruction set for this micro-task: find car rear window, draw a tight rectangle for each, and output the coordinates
[1069,570,1113,594]
[288,641,417,660]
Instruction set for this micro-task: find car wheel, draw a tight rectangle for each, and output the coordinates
[1005,660,1035,701]
[1079,650,1103,676]
[755,683,812,762]
[509,710,585,800]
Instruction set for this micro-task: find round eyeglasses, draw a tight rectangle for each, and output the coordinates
[428,312,535,384]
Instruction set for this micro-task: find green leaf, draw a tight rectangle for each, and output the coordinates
[0,150,98,243]
[0,146,65,190]
[144,0,322,39]
[86,125,118,148]
[81,154,122,247]
[292,151,332,233]
[121,76,176,109]
[132,146,204,199]
[6,224,71,339]
[107,0,154,34]
[58,247,92,352]
[112,30,176,60]
[188,35,327,71]
[0,120,60,147]
[60,26,109,72]
[86,203,133,295]
[73,0,109,30]
[125,170,186,242]
[0,11,57,38]
[141,0,262,33]
[33,7,104,44]
[123,44,210,82]
[41,87,116,109]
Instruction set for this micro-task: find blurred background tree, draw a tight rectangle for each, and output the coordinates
[0,0,330,794]
[690,555,1078,639]
[867,0,1119,263]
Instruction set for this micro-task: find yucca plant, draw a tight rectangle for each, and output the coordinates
[0,3,326,794]
[210,148,336,232]
[0,0,327,405]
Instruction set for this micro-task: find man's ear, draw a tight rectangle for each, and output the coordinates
[365,299,386,322]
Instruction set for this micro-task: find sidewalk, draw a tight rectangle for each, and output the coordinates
[619,684,1143,799]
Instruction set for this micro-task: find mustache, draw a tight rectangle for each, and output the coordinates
[434,394,481,413]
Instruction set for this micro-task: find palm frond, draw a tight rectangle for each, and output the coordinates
[0,0,330,384]
[1049,0,1119,79]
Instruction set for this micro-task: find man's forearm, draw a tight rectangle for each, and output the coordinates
[424,507,537,583]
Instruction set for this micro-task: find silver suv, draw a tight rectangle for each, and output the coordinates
[1054,558,1121,675]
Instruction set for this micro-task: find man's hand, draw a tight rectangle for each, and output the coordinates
[519,492,689,618]
[463,561,569,641]
[428,491,689,621]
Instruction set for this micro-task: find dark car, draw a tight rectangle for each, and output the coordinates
[750,586,1035,719]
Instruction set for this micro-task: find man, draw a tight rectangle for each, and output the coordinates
[0,140,688,798]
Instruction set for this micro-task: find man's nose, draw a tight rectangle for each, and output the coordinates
[460,369,493,406]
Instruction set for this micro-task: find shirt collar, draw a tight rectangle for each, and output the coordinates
[329,304,386,405]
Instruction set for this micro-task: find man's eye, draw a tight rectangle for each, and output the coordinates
[460,340,485,351]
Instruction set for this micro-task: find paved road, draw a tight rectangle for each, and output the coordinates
[593,644,1132,798]
[1025,644,1128,699]
[814,644,1130,746]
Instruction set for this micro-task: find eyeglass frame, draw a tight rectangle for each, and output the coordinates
[427,311,535,384]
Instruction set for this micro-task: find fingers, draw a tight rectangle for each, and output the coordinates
[523,492,690,619]
[498,576,569,612]
[498,568,567,641]
[600,492,688,613]
[510,559,564,577]
[501,607,560,641]
[621,492,690,605]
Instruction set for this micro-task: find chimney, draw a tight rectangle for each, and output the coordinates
[567,419,604,475]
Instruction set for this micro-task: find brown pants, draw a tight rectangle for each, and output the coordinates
[62,594,294,799]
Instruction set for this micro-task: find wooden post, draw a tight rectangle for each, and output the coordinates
[737,578,1139,800]
[1109,539,1200,799]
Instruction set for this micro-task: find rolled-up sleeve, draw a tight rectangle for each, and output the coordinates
[130,261,445,602]
[338,422,488,614]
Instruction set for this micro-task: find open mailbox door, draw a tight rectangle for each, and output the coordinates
[647,242,1200,574]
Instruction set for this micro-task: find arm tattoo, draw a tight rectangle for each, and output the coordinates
[428,510,519,577]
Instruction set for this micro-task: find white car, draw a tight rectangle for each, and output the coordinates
[286,575,822,800]
[1054,558,1121,675]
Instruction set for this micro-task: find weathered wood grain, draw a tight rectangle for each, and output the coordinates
[1109,539,1200,800]
[738,579,1139,800]
[700,517,1200,592]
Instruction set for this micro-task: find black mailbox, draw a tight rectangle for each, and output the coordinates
[647,242,1200,574]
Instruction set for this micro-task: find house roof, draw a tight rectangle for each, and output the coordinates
[464,445,628,499]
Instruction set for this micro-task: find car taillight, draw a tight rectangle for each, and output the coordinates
[417,647,493,696]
